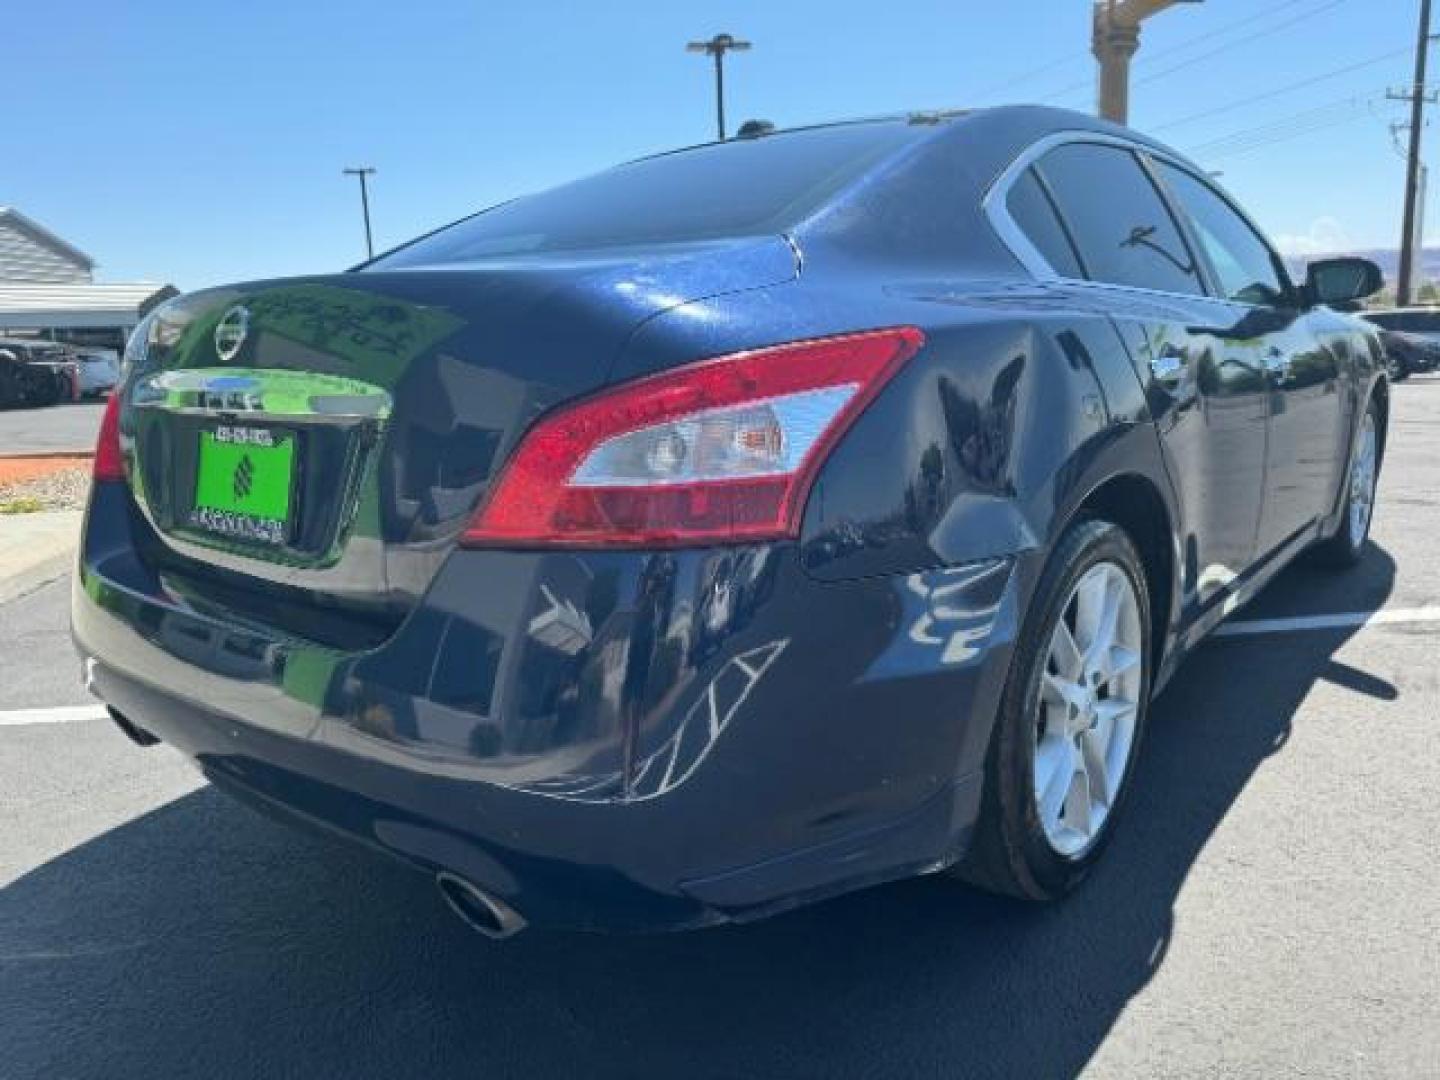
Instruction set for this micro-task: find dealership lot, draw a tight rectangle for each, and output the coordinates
[2,382,1438,1079]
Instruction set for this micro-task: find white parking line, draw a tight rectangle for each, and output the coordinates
[0,704,108,727]
[1216,605,1440,638]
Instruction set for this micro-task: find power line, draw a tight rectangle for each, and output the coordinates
[1150,44,1413,132]
[1185,94,1402,160]
[1188,94,1381,153]
[1203,110,1388,160]
[1133,0,1351,89]
[969,50,1090,104]
[1135,0,1318,67]
[972,0,1313,102]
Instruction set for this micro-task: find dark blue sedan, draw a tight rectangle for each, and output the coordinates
[74,106,1387,935]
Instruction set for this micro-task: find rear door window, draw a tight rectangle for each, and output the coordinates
[1034,142,1204,297]
[1155,162,1287,306]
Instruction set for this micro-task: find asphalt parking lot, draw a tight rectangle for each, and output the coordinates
[0,399,107,455]
[3,381,1438,1079]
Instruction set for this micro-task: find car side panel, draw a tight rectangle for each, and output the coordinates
[1256,308,1347,555]
[620,274,1188,688]
[1103,294,1270,627]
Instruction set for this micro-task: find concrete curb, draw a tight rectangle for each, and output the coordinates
[0,510,82,605]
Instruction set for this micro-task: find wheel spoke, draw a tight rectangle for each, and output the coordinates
[1043,671,1085,712]
[1037,737,1074,827]
[1074,569,1113,657]
[1092,698,1134,739]
[1079,728,1111,807]
[1062,759,1092,838]
[1093,699,1136,778]
[1080,571,1123,681]
[1104,644,1142,688]
[1050,618,1083,679]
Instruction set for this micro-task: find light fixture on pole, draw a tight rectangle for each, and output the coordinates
[685,33,752,141]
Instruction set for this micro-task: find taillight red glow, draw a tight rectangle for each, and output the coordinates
[92,392,124,482]
[462,327,924,548]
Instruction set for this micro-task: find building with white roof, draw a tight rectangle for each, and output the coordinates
[0,207,177,348]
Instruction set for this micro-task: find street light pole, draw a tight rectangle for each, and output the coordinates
[686,33,752,140]
[342,166,377,260]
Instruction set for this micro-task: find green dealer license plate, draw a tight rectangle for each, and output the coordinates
[190,426,296,546]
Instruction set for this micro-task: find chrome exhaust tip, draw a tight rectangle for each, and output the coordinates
[436,872,527,940]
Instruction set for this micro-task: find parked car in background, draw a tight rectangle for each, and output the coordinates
[0,337,80,408]
[1362,308,1440,381]
[75,106,1388,936]
[75,348,120,397]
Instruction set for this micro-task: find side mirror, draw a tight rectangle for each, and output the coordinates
[1304,257,1384,308]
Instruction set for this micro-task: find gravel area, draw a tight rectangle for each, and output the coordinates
[0,466,91,512]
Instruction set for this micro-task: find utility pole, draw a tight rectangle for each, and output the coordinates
[1393,0,1435,306]
[342,166,377,260]
[1092,0,1203,125]
[685,33,752,140]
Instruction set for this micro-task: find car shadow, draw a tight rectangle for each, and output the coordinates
[0,547,1397,1080]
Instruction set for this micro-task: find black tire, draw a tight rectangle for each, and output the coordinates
[1386,354,1410,383]
[1311,395,1381,569]
[956,519,1153,901]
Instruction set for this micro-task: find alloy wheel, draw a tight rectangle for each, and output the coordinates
[1348,409,1378,549]
[1032,560,1144,858]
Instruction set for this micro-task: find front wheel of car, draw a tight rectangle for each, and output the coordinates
[1311,396,1381,569]
[1387,354,1410,382]
[956,519,1152,901]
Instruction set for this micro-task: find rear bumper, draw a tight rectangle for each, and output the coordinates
[73,482,1021,931]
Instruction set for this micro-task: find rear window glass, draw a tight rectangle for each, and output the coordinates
[374,123,923,267]
[1005,167,1085,279]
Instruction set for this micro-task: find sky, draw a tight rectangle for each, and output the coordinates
[3,0,1428,290]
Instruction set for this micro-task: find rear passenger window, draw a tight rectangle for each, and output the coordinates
[1156,162,1286,306]
[1005,168,1084,279]
[1034,143,1203,297]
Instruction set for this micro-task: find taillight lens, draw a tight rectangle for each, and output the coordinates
[92,392,124,482]
[462,327,923,549]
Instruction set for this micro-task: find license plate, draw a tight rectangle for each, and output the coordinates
[190,426,296,546]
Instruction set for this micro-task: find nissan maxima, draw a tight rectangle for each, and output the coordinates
[73,106,1386,936]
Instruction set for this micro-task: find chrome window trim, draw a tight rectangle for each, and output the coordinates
[983,130,1224,306]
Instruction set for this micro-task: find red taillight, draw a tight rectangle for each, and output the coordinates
[92,392,124,482]
[462,327,924,549]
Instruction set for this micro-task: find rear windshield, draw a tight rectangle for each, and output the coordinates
[1365,310,1440,332]
[372,122,923,267]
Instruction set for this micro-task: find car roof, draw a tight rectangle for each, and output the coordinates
[623,104,1191,167]
[373,105,1209,276]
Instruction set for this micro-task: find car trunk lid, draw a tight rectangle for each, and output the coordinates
[122,238,797,638]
